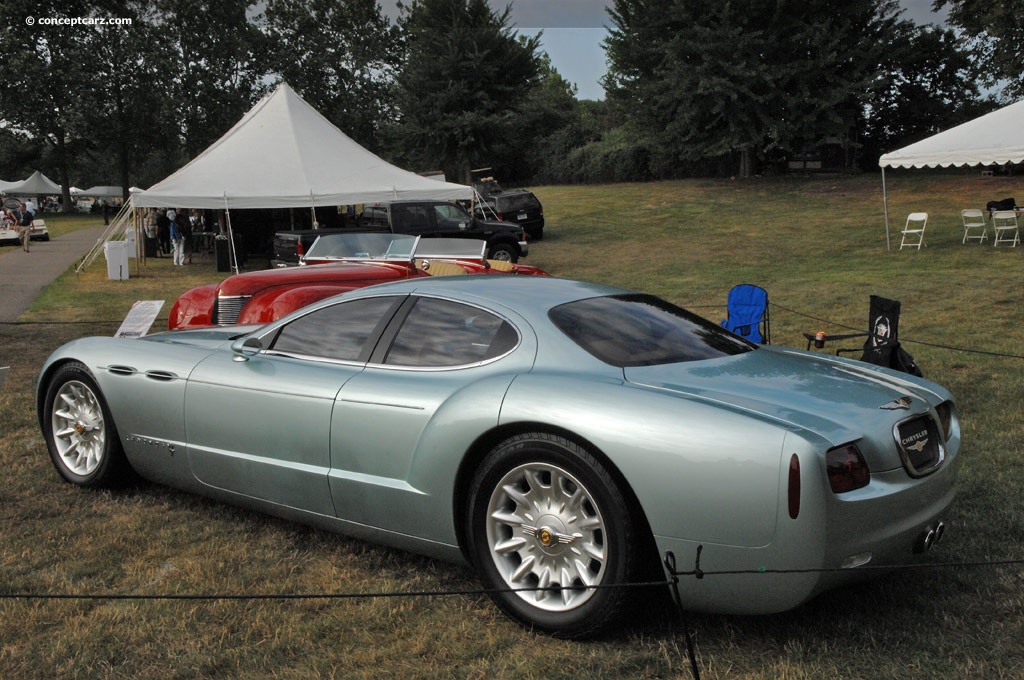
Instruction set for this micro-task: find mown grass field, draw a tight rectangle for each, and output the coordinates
[1,172,1023,678]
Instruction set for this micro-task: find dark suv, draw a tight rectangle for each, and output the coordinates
[361,200,528,262]
[475,189,545,240]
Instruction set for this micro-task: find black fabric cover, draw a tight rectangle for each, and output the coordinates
[858,295,923,377]
[986,197,1016,214]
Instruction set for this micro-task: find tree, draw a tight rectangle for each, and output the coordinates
[261,0,400,150]
[522,55,611,184]
[935,0,1024,99]
[393,0,541,182]
[861,22,989,164]
[0,0,96,210]
[603,0,903,177]
[80,3,180,200]
[154,0,268,158]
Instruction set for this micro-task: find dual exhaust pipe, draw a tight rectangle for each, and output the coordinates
[913,521,946,554]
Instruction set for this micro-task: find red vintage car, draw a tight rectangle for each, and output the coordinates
[169,234,548,330]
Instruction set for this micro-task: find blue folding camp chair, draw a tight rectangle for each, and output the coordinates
[721,284,770,344]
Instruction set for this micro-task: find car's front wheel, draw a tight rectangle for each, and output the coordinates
[466,432,645,638]
[487,242,519,263]
[42,361,131,487]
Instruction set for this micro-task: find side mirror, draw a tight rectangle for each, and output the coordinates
[231,336,263,362]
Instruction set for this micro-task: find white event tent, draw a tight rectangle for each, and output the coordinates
[133,82,473,210]
[2,170,62,196]
[79,185,127,198]
[878,99,1024,250]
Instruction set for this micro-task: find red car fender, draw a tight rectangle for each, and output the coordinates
[502,263,549,276]
[236,285,360,325]
[168,284,217,330]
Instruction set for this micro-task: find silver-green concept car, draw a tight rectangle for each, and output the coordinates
[38,275,960,638]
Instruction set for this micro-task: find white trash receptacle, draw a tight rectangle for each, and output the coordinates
[125,228,137,258]
[104,241,129,280]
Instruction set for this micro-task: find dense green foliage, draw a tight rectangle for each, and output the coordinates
[0,0,1013,194]
[263,0,401,151]
[937,0,1024,98]
[391,0,540,182]
[604,0,897,176]
[601,0,999,178]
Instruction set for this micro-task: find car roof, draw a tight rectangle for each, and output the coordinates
[352,275,628,316]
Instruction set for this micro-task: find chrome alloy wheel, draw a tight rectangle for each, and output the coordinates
[485,462,607,612]
[50,379,107,477]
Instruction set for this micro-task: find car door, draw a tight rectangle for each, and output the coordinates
[431,203,472,239]
[184,295,404,515]
[327,295,531,540]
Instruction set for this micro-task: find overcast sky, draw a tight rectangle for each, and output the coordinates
[384,1,949,100]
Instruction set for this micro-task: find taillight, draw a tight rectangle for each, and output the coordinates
[826,444,870,494]
[788,454,800,519]
[297,240,305,256]
[935,401,956,442]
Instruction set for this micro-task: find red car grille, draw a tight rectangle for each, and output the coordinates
[212,295,250,325]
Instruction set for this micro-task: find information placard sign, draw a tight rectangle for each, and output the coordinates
[114,300,165,339]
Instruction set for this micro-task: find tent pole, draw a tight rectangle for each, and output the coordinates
[223,194,239,275]
[132,200,142,275]
[881,167,890,252]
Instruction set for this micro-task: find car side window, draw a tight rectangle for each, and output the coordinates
[434,204,469,229]
[384,297,518,367]
[392,205,431,233]
[270,296,400,362]
[362,207,388,228]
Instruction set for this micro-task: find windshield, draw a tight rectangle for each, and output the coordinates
[304,232,488,262]
[413,238,487,259]
[304,233,418,261]
[549,294,755,367]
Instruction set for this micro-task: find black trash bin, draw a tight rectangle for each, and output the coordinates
[215,235,231,272]
[143,237,158,258]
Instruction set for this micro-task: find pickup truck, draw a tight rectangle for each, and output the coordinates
[271,228,345,267]
[272,199,528,267]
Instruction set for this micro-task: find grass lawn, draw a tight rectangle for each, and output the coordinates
[1,172,1022,678]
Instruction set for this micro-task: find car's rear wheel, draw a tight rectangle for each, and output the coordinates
[466,432,643,638]
[43,362,130,487]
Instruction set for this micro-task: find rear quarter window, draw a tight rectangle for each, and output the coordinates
[495,194,540,212]
[549,294,754,367]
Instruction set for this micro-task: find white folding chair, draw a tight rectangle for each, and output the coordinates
[960,209,987,243]
[992,210,1019,247]
[899,212,928,250]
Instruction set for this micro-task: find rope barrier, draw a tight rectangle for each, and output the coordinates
[4,551,1021,680]
[0,580,671,602]
[770,301,1024,360]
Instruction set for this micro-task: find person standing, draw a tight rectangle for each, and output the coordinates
[156,209,171,256]
[175,210,191,265]
[17,202,33,252]
[143,209,159,258]
[169,211,185,265]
